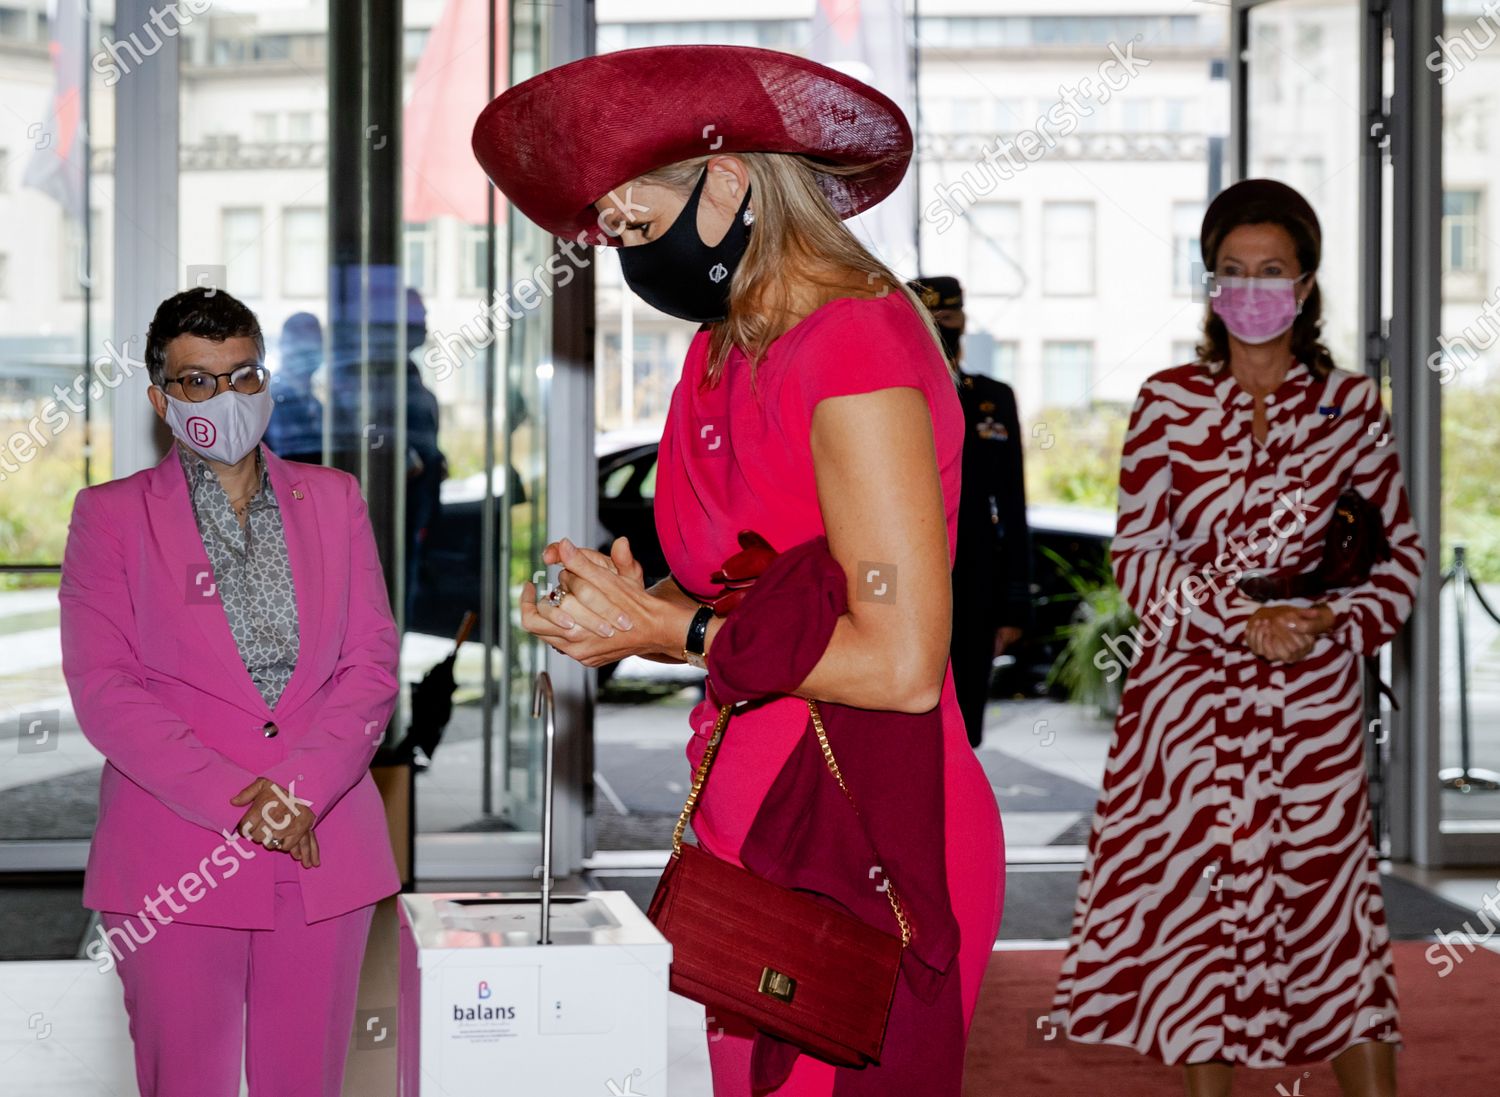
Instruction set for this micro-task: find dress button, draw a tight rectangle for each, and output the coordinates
[262,721,279,738]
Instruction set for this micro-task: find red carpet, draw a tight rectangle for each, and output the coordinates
[962,943,1498,1095]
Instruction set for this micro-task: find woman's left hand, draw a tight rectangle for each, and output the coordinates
[523,538,677,667]
[1245,604,1335,662]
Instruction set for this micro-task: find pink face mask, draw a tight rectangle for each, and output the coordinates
[1209,273,1312,344]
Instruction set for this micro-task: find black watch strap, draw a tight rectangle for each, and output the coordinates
[684,604,713,658]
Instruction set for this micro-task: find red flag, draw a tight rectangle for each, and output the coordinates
[24,0,86,222]
[810,0,915,271]
[403,0,508,226]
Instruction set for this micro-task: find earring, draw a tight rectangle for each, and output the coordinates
[743,207,755,227]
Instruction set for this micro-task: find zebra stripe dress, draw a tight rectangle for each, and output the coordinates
[1051,360,1425,1067]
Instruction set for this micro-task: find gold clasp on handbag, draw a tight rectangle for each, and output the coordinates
[671,699,912,949]
[758,966,797,1003]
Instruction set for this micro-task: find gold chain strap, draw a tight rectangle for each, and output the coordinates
[670,699,912,949]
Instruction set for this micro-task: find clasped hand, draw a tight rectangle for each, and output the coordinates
[231,778,320,868]
[1245,603,1336,663]
[521,536,675,667]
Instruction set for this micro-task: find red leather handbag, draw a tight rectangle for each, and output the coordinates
[646,697,908,1068]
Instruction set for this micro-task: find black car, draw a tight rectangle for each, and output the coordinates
[411,443,1114,698]
[591,446,1114,697]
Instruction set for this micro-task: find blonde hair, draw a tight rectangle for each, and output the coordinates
[633,152,954,392]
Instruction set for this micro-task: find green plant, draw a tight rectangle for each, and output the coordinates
[1042,545,1138,715]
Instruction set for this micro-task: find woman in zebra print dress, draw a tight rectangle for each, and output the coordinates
[1051,180,1423,1097]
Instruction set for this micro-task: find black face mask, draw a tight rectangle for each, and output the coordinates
[936,323,963,363]
[616,166,753,323]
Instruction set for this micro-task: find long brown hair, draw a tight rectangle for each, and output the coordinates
[633,152,952,391]
[1193,198,1337,378]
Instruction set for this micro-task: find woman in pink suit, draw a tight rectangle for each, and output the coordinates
[59,287,401,1097]
[473,45,1005,1095]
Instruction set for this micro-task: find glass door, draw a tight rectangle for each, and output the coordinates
[1234,0,1401,852]
[0,1,117,870]
[1431,0,1500,859]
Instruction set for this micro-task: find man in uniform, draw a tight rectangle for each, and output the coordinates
[911,276,1032,749]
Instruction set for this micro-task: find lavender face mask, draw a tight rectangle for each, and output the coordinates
[1209,273,1312,345]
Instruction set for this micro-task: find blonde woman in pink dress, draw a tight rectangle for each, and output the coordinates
[475,44,1005,1096]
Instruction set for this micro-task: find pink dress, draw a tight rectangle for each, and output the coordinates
[654,292,1006,1095]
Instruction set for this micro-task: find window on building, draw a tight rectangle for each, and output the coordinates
[993,98,1026,132]
[969,335,1019,384]
[1443,189,1484,275]
[221,207,264,297]
[1042,341,1093,408]
[61,210,102,300]
[1172,339,1201,367]
[1122,98,1153,132]
[952,97,983,133]
[281,207,324,298]
[404,221,436,295]
[1173,201,1204,297]
[1042,202,1095,296]
[461,225,490,296]
[287,111,313,142]
[969,202,1024,298]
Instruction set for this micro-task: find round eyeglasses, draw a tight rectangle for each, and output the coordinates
[163,363,269,403]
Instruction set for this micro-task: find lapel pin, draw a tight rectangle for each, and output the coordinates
[292,489,304,499]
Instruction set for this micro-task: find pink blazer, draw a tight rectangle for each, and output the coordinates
[59,443,402,928]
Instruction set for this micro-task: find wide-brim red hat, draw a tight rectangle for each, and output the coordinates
[471,44,913,247]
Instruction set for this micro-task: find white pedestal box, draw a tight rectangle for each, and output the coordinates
[397,890,672,1096]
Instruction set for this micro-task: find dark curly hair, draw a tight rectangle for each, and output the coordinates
[145,287,265,387]
[1193,198,1336,378]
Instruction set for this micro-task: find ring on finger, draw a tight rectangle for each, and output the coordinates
[546,584,565,607]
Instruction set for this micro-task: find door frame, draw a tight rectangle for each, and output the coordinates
[1232,0,1495,866]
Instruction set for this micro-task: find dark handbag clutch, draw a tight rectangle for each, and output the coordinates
[646,698,908,1068]
[1237,488,1392,602]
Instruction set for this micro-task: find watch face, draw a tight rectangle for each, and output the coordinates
[684,650,707,671]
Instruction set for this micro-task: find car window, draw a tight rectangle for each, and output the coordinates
[639,459,657,500]
[603,463,635,500]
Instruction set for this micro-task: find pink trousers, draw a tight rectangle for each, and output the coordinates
[99,879,374,1097]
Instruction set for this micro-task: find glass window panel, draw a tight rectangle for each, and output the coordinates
[223,207,264,297]
[1438,1,1500,832]
[1173,200,1204,296]
[1042,340,1092,409]
[1246,0,1361,370]
[403,221,435,296]
[1042,201,1095,296]
[969,202,1024,298]
[1,1,116,857]
[280,207,324,299]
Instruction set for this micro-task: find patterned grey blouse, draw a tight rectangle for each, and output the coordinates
[177,442,300,707]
